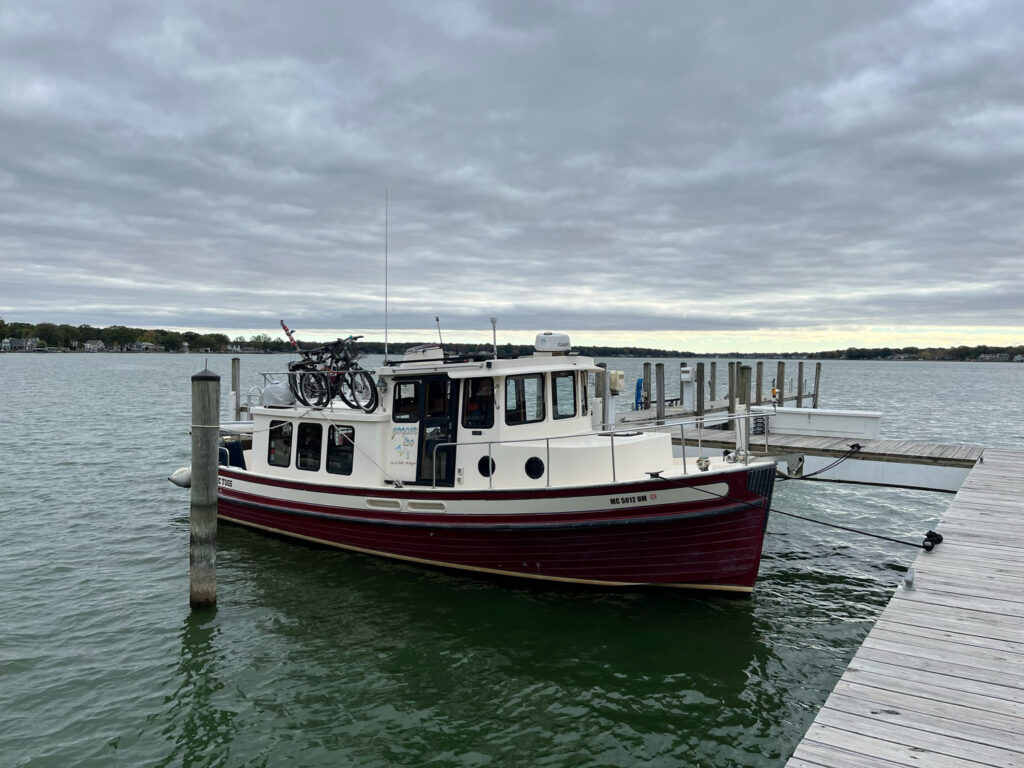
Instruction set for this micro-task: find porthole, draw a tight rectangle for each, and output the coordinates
[525,457,545,479]
[478,456,496,477]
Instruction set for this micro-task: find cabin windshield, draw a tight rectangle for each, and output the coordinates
[552,371,576,419]
[462,377,495,428]
[505,373,545,425]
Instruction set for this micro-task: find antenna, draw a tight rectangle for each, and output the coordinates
[384,190,389,360]
[490,316,498,359]
[435,316,444,350]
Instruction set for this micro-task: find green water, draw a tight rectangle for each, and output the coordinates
[2,354,1019,766]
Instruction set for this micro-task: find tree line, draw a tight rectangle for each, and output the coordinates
[1,319,1020,360]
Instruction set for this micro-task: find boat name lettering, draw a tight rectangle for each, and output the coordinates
[609,494,647,505]
[219,477,233,488]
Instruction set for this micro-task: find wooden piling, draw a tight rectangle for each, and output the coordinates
[655,363,665,424]
[812,363,822,409]
[739,364,751,406]
[709,362,717,401]
[231,357,241,421]
[190,367,220,609]
[796,361,805,408]
[727,362,737,415]
[695,362,705,418]
[776,361,785,406]
[755,361,763,405]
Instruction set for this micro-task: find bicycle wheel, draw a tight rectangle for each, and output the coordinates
[339,370,378,412]
[299,371,331,408]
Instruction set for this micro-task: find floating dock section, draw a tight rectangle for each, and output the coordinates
[785,448,1024,768]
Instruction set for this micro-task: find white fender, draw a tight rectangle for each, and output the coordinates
[168,466,192,488]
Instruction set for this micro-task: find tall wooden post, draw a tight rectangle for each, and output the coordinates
[755,361,764,405]
[776,362,785,406]
[739,364,751,406]
[695,362,705,418]
[190,367,220,609]
[642,362,652,409]
[709,362,717,402]
[655,363,665,424]
[812,363,822,409]
[727,362,736,415]
[797,361,805,408]
[231,357,241,421]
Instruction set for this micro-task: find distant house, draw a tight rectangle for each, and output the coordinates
[977,353,1010,362]
[83,339,106,352]
[3,337,39,352]
[1014,354,1024,363]
[131,341,165,352]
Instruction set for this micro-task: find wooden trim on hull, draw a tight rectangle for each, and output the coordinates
[219,513,754,593]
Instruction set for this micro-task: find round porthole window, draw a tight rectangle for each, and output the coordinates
[478,456,496,477]
[525,457,545,479]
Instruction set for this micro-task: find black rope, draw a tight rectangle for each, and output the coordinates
[658,466,943,551]
[779,443,863,480]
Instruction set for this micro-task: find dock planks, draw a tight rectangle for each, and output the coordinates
[784,448,1024,768]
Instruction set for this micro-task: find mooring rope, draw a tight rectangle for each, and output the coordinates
[657,467,943,551]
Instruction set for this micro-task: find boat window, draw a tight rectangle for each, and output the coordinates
[580,372,589,416]
[552,371,576,420]
[505,373,545,425]
[393,381,420,422]
[327,425,355,475]
[425,379,449,418]
[296,422,322,471]
[268,420,293,467]
[462,377,494,429]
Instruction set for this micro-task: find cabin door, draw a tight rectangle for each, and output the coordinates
[416,376,458,486]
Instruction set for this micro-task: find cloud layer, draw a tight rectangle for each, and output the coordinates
[1,0,1022,349]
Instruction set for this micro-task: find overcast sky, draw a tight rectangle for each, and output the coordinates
[1,0,1022,351]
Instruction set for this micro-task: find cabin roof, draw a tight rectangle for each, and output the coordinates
[377,354,601,380]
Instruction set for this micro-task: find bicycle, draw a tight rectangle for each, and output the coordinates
[281,321,379,412]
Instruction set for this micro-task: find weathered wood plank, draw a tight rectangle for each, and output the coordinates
[825,692,1024,755]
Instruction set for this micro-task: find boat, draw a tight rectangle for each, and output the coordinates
[214,333,776,593]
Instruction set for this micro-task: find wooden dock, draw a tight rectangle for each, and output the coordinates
[785,447,1024,768]
[675,427,985,469]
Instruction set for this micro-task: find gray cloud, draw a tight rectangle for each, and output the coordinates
[1,0,1022,346]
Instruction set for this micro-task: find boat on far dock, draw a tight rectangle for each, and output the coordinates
[212,333,777,593]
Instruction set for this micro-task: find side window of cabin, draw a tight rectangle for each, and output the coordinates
[327,425,355,475]
[297,422,322,471]
[505,374,546,425]
[268,420,293,467]
[425,379,449,418]
[552,371,576,419]
[462,377,495,429]
[580,372,589,416]
[393,381,420,422]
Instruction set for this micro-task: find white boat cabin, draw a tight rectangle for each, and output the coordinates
[237,334,676,491]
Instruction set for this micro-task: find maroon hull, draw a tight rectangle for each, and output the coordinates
[217,463,775,591]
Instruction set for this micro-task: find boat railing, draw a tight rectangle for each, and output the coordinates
[431,410,764,489]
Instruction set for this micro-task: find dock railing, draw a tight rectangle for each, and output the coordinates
[431,411,765,489]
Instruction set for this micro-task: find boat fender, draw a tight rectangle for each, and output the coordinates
[168,466,192,488]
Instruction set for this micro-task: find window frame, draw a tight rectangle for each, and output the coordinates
[326,425,355,476]
[392,380,421,423]
[268,419,293,467]
[505,373,546,426]
[296,422,323,472]
[461,377,495,429]
[552,371,577,420]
